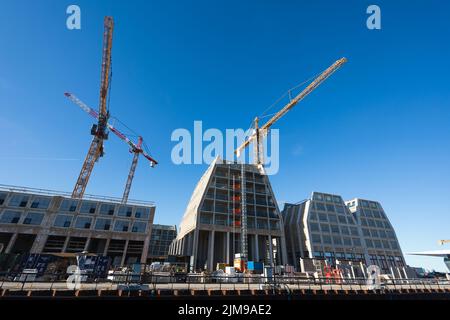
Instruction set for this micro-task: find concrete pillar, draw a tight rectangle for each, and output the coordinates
[83,237,91,252]
[226,232,230,265]
[103,238,111,256]
[208,230,215,271]
[191,229,199,272]
[5,233,18,254]
[120,239,130,267]
[62,235,71,252]
[30,233,48,254]
[280,235,288,265]
[268,235,274,266]
[255,234,259,262]
[141,236,151,264]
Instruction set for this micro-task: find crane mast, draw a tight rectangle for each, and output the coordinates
[72,17,114,199]
[122,137,143,204]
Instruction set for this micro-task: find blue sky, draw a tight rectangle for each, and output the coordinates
[0,1,449,271]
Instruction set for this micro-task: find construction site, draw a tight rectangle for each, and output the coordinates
[0,15,449,301]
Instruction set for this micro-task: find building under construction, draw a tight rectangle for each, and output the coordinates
[169,158,287,272]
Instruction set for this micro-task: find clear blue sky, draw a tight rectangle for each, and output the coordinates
[0,1,449,271]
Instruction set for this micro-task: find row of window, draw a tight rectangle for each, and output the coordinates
[362,227,396,239]
[360,217,391,229]
[199,213,280,229]
[310,232,399,250]
[358,209,386,219]
[0,194,152,220]
[309,211,356,225]
[313,202,346,213]
[310,222,359,236]
[312,193,343,204]
[0,210,147,233]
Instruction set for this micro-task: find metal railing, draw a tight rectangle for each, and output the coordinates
[1,270,449,293]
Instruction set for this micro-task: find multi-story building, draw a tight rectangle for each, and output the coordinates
[148,224,177,262]
[282,192,405,273]
[169,158,287,271]
[0,185,155,267]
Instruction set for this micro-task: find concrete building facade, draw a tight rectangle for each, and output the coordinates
[169,158,287,271]
[282,192,405,273]
[0,185,155,266]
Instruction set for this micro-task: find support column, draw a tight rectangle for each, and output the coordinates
[255,234,259,262]
[83,237,91,252]
[208,230,215,271]
[141,236,151,264]
[280,236,288,265]
[62,235,70,253]
[226,232,230,265]
[120,239,130,267]
[5,233,18,254]
[268,235,274,266]
[191,229,199,272]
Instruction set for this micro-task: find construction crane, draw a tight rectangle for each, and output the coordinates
[71,16,114,199]
[235,57,347,166]
[234,57,347,268]
[438,240,450,246]
[64,93,158,204]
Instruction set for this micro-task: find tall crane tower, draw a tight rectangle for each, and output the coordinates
[64,93,158,204]
[234,57,347,267]
[71,16,114,199]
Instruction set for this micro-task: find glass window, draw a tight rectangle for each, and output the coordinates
[94,218,111,231]
[326,204,335,212]
[114,220,130,232]
[362,228,371,237]
[30,197,51,209]
[318,213,328,222]
[352,238,361,246]
[382,240,390,249]
[331,225,340,234]
[338,215,347,224]
[340,226,350,235]
[0,210,21,224]
[60,199,78,212]
[117,205,133,217]
[323,235,332,244]
[135,207,150,219]
[75,216,92,229]
[313,193,323,201]
[371,229,379,238]
[374,240,382,248]
[328,214,338,223]
[54,214,73,228]
[23,212,44,225]
[315,202,326,211]
[132,221,147,233]
[376,220,384,228]
[336,206,344,213]
[346,217,355,224]
[310,223,319,232]
[333,196,341,204]
[320,223,330,233]
[80,201,97,214]
[333,236,342,245]
[8,194,29,207]
[343,237,352,246]
[365,239,374,247]
[325,195,332,202]
[309,211,317,221]
[99,203,115,216]
[350,227,359,236]
[257,219,268,229]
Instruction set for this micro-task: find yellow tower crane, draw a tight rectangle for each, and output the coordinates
[71,17,114,199]
[235,57,347,166]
